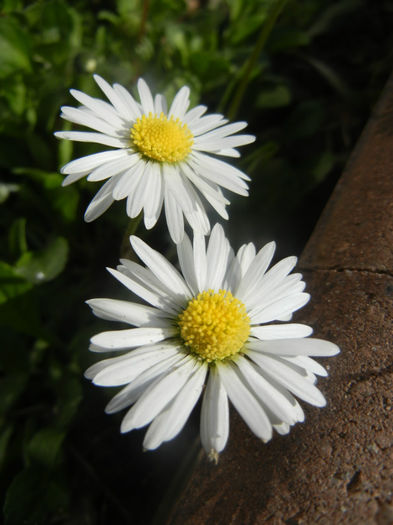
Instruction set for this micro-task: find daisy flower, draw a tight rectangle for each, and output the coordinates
[55,75,255,243]
[85,224,339,461]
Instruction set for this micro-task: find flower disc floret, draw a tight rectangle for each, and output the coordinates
[130,112,194,163]
[178,289,250,362]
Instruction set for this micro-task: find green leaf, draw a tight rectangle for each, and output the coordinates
[268,28,310,51]
[307,0,362,39]
[0,373,29,416]
[15,237,68,284]
[32,0,82,65]
[0,426,14,468]
[26,427,65,468]
[303,55,352,98]
[55,374,83,429]
[1,0,24,12]
[229,13,267,44]
[13,168,79,222]
[57,122,74,167]
[25,132,54,170]
[310,150,335,183]
[8,218,27,259]
[0,17,32,79]
[2,79,27,115]
[0,261,32,304]
[0,182,19,204]
[0,289,42,338]
[247,141,280,174]
[256,84,291,108]
[285,100,326,140]
[4,467,68,525]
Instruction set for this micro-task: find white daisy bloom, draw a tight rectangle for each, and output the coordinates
[55,75,255,243]
[85,224,339,461]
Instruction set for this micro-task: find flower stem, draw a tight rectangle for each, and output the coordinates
[138,0,150,42]
[227,0,288,121]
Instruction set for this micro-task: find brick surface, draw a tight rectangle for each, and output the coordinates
[166,74,393,525]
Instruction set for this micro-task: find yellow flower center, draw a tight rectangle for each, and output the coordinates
[130,112,193,163]
[177,290,250,362]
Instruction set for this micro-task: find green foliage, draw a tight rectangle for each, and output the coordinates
[1,0,392,523]
[0,17,32,79]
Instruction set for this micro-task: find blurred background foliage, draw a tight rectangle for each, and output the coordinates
[1,0,392,523]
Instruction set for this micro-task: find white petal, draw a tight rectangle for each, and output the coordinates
[120,356,196,431]
[245,256,298,309]
[206,223,230,291]
[177,233,198,295]
[93,74,132,117]
[92,344,180,386]
[217,362,272,442]
[284,356,328,377]
[168,86,190,120]
[91,326,176,350]
[60,149,128,175]
[118,257,183,308]
[113,82,142,119]
[128,162,152,217]
[182,178,210,235]
[249,293,310,324]
[105,353,183,413]
[194,121,248,143]
[247,337,340,357]
[113,159,145,200]
[60,106,120,136]
[55,130,127,149]
[277,313,293,322]
[236,356,301,425]
[255,278,306,315]
[193,232,207,292]
[193,134,255,151]
[196,187,229,221]
[235,241,276,300]
[217,148,240,157]
[191,155,249,196]
[86,298,169,328]
[84,177,117,222]
[247,269,302,313]
[85,341,170,377]
[143,362,207,450]
[154,93,167,114]
[163,163,195,213]
[183,187,211,234]
[164,188,184,244]
[183,104,207,125]
[261,373,305,422]
[248,351,326,407]
[200,367,229,459]
[62,171,88,186]
[85,350,137,380]
[237,243,257,275]
[274,422,290,435]
[250,323,313,340]
[69,88,125,126]
[189,114,227,136]
[87,154,138,182]
[137,78,155,114]
[223,251,241,291]
[107,267,178,314]
[130,236,191,300]
[142,163,163,229]
[191,152,251,181]
[182,162,230,206]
